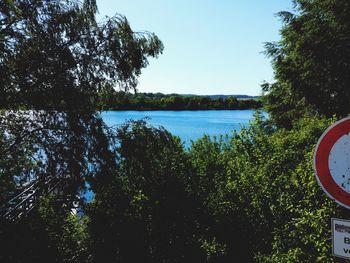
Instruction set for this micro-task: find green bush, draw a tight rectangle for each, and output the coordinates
[189,113,350,262]
[86,120,206,262]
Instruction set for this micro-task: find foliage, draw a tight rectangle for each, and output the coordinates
[97,90,262,111]
[0,0,162,261]
[1,195,90,262]
[0,0,163,206]
[0,111,117,207]
[0,0,163,110]
[86,120,207,262]
[188,113,350,262]
[263,0,350,127]
[81,113,350,262]
[224,114,342,262]
[188,134,253,262]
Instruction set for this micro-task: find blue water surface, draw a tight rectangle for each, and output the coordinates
[101,110,264,146]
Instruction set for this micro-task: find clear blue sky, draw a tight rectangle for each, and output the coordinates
[96,0,293,96]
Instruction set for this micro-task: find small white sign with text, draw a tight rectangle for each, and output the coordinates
[332,218,350,259]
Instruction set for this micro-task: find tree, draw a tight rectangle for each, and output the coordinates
[226,96,238,109]
[263,0,350,127]
[0,0,163,204]
[86,120,206,262]
[0,1,163,261]
[1,195,91,262]
[0,0,163,110]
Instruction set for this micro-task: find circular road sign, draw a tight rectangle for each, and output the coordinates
[314,117,350,209]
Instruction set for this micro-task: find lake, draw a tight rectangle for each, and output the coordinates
[101,110,263,146]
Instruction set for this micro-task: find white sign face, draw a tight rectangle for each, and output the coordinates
[329,133,350,192]
[332,218,350,259]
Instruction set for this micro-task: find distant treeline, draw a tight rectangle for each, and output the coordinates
[97,90,262,110]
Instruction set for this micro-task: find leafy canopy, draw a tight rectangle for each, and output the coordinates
[263,0,350,127]
[0,0,163,110]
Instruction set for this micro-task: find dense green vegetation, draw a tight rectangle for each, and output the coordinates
[263,0,350,128]
[2,0,350,262]
[4,116,348,262]
[97,90,262,110]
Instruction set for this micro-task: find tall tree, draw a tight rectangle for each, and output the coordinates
[0,2,163,259]
[0,0,163,200]
[263,0,350,127]
[0,0,163,110]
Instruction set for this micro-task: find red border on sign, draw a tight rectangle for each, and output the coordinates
[314,117,350,208]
